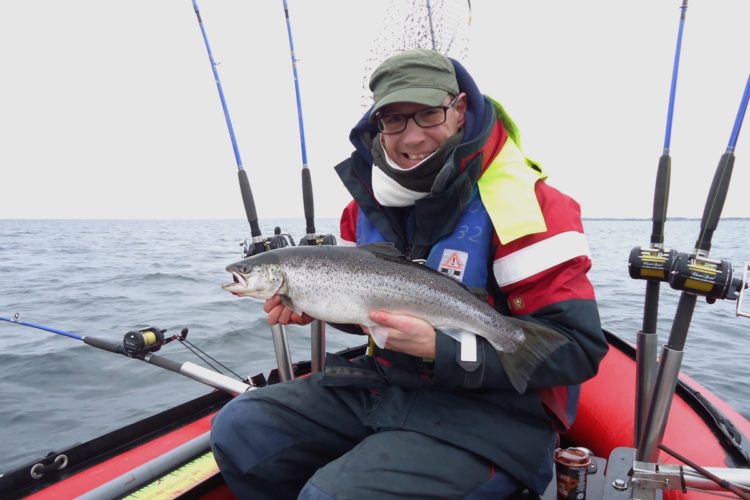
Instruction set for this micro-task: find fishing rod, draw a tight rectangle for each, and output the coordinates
[638,73,750,463]
[0,313,251,396]
[280,0,337,372]
[628,0,687,449]
[279,0,336,247]
[191,0,269,257]
[282,0,311,241]
[192,0,297,380]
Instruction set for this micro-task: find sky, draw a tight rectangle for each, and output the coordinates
[1,1,749,220]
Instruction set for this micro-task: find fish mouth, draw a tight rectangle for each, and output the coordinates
[230,272,246,287]
[222,272,248,296]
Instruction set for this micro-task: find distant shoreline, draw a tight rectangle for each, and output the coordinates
[1,217,748,222]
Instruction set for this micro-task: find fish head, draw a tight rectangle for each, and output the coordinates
[222,258,285,299]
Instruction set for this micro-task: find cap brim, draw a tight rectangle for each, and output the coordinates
[370,88,449,120]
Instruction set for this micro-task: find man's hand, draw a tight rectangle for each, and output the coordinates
[367,311,436,359]
[263,295,314,326]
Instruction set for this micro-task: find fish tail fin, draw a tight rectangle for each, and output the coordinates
[498,319,569,394]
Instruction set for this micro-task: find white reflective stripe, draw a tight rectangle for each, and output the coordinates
[459,331,477,363]
[339,239,356,247]
[493,231,590,287]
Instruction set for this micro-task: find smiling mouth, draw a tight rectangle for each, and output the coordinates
[403,152,432,161]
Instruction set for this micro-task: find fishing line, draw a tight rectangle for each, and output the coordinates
[426,0,437,50]
[659,443,750,499]
[176,337,244,381]
[359,0,472,112]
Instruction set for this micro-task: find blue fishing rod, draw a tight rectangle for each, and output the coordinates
[191,0,269,257]
[192,1,298,381]
[0,314,251,395]
[280,0,336,373]
[628,0,687,448]
[280,0,336,248]
[638,73,750,462]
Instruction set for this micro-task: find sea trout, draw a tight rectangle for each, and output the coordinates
[222,244,568,393]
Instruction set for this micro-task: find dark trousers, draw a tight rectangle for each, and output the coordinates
[210,373,546,499]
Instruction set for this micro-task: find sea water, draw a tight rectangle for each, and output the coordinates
[0,218,748,472]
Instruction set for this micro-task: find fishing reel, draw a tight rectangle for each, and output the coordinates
[241,227,296,257]
[298,234,337,246]
[628,246,678,282]
[668,253,745,303]
[123,327,187,357]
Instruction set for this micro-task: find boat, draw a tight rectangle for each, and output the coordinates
[1,327,749,499]
[3,2,750,499]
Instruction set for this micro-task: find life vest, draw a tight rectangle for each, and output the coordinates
[354,127,580,432]
[356,119,547,290]
[356,191,491,289]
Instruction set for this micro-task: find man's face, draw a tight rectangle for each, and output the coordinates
[378,93,466,170]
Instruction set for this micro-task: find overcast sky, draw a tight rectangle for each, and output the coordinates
[1,1,748,220]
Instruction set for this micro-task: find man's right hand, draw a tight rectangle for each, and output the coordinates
[263,295,314,326]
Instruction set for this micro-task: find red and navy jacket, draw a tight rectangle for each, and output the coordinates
[329,58,607,491]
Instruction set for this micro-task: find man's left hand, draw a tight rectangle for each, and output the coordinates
[367,311,436,359]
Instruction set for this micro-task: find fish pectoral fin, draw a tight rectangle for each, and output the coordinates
[368,325,390,349]
[438,328,478,366]
[466,287,489,301]
[279,295,303,315]
[496,318,570,394]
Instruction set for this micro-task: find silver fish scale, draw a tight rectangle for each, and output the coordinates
[277,247,522,352]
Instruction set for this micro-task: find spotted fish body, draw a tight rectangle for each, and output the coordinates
[223,244,568,393]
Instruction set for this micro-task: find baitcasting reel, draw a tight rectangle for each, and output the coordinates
[298,234,337,246]
[241,226,297,258]
[668,253,745,303]
[629,246,747,304]
[122,327,187,357]
[628,246,678,282]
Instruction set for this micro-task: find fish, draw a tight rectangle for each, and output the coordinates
[222,243,568,393]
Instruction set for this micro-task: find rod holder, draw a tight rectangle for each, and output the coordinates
[310,320,326,373]
[637,346,684,462]
[271,324,294,381]
[635,330,658,448]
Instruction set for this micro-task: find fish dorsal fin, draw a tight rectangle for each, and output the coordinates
[467,287,489,301]
[358,242,404,259]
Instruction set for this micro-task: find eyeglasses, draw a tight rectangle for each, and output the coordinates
[375,95,459,135]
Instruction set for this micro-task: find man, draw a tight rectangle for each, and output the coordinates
[211,48,608,499]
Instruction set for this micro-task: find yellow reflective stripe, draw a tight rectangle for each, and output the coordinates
[478,138,547,245]
[493,231,591,287]
[124,451,219,499]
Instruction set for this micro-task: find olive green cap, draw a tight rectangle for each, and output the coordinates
[369,48,459,119]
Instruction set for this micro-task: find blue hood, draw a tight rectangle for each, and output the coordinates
[348,58,489,165]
